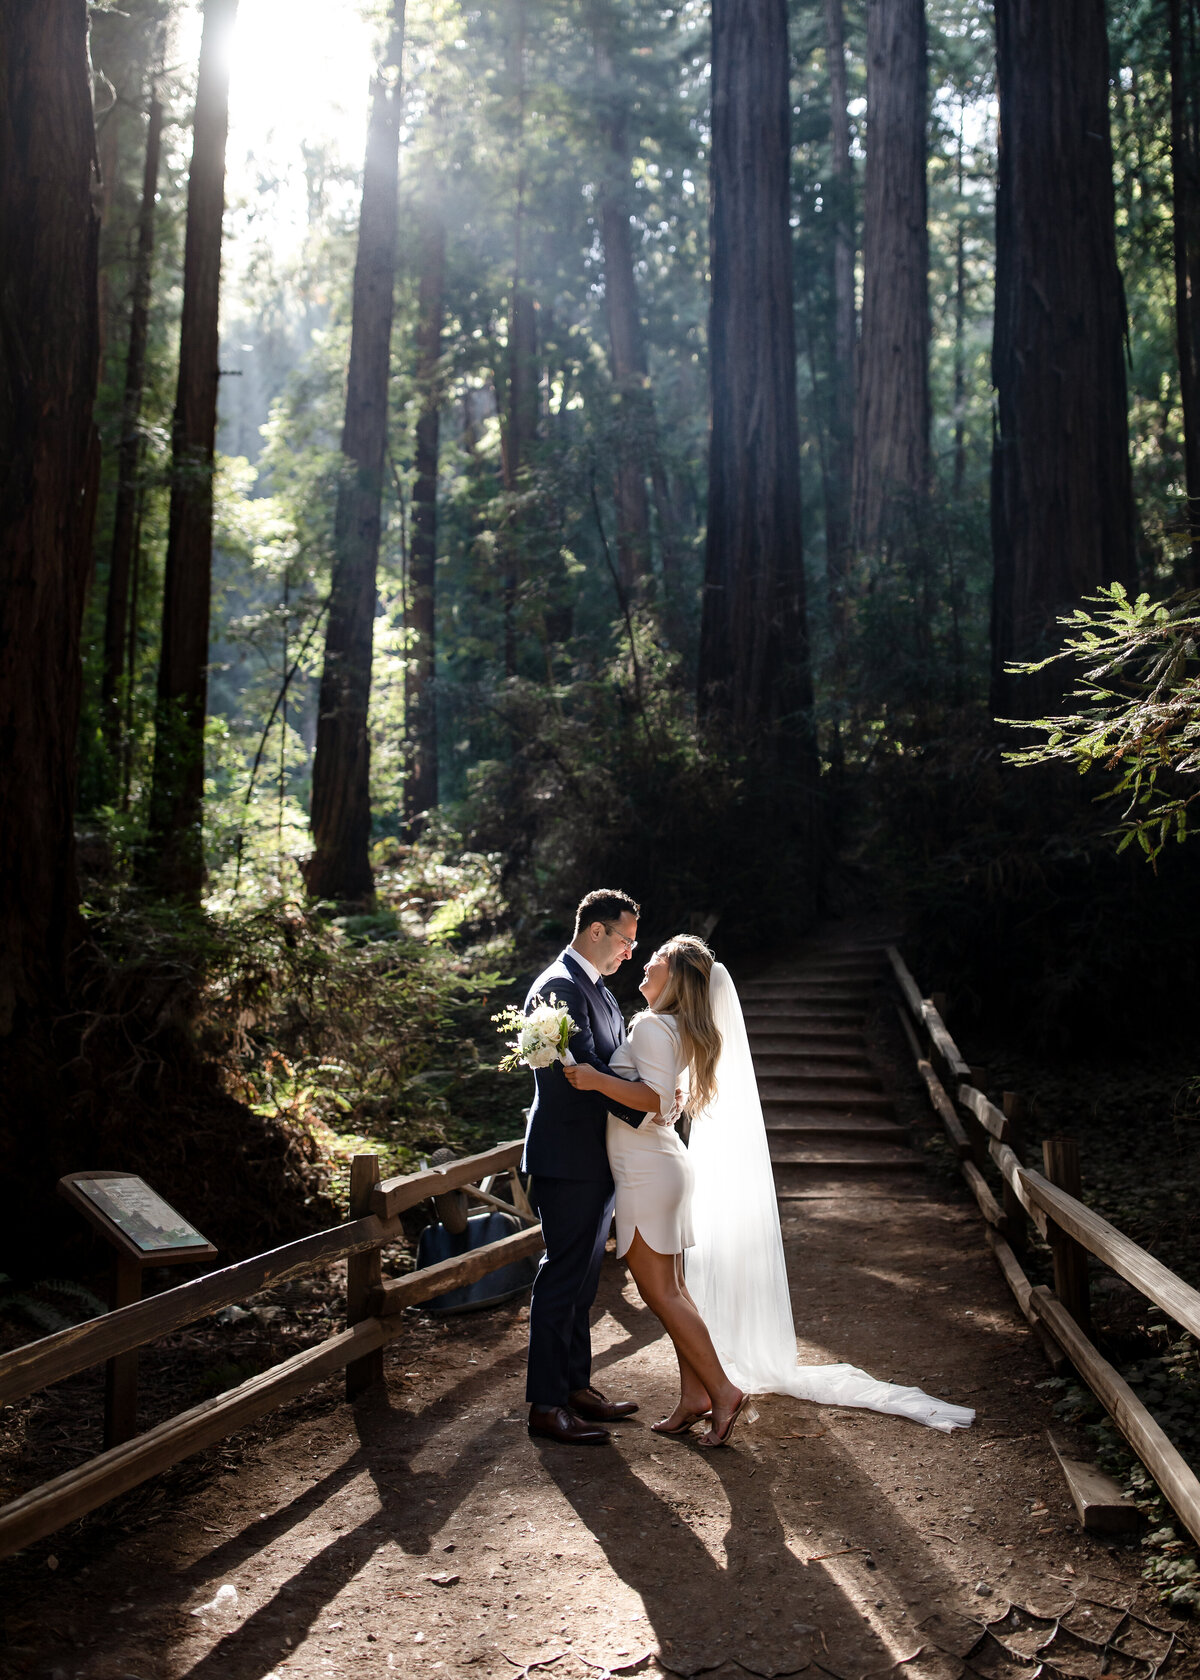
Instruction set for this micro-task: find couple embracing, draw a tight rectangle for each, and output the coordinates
[522,888,975,1449]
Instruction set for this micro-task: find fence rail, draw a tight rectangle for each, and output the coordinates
[889,945,1200,1552]
[0,1144,538,1561]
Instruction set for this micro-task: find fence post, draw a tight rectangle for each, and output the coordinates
[1042,1136,1091,1334]
[346,1154,385,1398]
[1002,1091,1028,1259]
[104,1254,143,1449]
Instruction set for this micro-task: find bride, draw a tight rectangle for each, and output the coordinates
[565,936,974,1444]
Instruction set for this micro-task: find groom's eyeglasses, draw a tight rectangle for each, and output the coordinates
[604,925,638,952]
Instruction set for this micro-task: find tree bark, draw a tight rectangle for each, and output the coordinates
[405,200,445,829]
[952,100,968,497]
[594,35,652,598]
[145,0,237,898]
[824,0,855,621]
[0,0,101,1032]
[1171,0,1200,582]
[698,0,813,745]
[101,85,162,784]
[851,0,930,551]
[498,0,537,677]
[304,3,405,904]
[990,0,1137,718]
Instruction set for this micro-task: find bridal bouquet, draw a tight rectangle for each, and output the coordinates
[493,995,576,1072]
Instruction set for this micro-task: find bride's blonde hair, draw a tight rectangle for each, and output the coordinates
[647,935,722,1115]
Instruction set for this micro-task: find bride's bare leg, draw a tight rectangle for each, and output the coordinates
[625,1232,740,1428]
[664,1258,710,1424]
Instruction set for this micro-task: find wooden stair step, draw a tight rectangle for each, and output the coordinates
[744,1038,867,1059]
[770,1144,921,1172]
[742,981,873,994]
[742,1004,866,1022]
[766,1115,909,1142]
[739,1021,860,1034]
[763,1103,899,1125]
[753,1060,880,1086]
[759,1079,888,1103]
[775,1176,932,1201]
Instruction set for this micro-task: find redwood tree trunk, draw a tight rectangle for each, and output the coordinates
[990,0,1137,717]
[304,4,405,903]
[146,0,237,898]
[698,0,813,745]
[824,0,855,620]
[498,0,537,676]
[851,0,930,551]
[1171,0,1200,581]
[405,201,445,829]
[0,0,101,1032]
[595,37,652,598]
[101,85,162,781]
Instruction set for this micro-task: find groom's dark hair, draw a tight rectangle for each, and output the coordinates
[574,888,640,936]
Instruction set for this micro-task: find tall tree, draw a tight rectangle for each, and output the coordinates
[824,0,855,624]
[145,0,237,898]
[851,0,930,551]
[101,83,163,787]
[405,197,446,829]
[698,0,813,745]
[594,25,651,596]
[304,3,405,903]
[1171,0,1200,581]
[499,0,538,677]
[0,0,101,1032]
[990,0,1137,717]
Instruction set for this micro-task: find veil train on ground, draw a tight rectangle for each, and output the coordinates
[684,963,975,1433]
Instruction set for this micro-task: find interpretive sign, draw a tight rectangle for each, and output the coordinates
[58,1172,217,1267]
[57,1171,217,1448]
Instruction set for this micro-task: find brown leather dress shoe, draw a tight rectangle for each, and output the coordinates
[528,1405,611,1445]
[568,1386,639,1423]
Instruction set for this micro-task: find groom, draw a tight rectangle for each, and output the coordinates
[523,888,644,1445]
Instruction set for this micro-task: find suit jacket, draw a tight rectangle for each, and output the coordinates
[521,949,642,1181]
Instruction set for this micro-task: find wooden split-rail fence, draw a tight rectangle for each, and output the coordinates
[0,1145,540,1561]
[6,946,1200,1565]
[889,944,1200,1553]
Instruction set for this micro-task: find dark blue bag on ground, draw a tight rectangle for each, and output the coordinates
[415,1209,541,1315]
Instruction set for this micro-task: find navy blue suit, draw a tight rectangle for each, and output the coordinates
[523,950,641,1406]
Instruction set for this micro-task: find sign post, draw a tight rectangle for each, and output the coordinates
[57,1172,217,1448]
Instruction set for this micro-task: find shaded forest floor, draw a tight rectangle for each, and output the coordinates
[2,961,1196,1680]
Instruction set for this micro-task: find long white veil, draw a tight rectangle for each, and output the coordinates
[684,963,974,1432]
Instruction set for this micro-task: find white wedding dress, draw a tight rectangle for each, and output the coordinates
[610,969,974,1434]
[606,1014,694,1258]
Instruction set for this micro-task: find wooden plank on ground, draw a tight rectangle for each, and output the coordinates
[1020,1167,1200,1342]
[372,1141,525,1221]
[370,1224,544,1316]
[1047,1432,1139,1534]
[984,1228,1068,1375]
[1031,1285,1200,1553]
[0,1212,405,1408]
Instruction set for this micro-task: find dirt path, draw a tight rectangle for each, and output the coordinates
[2,947,1193,1680]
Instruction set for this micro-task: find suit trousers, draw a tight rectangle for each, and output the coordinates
[525,1175,615,1406]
